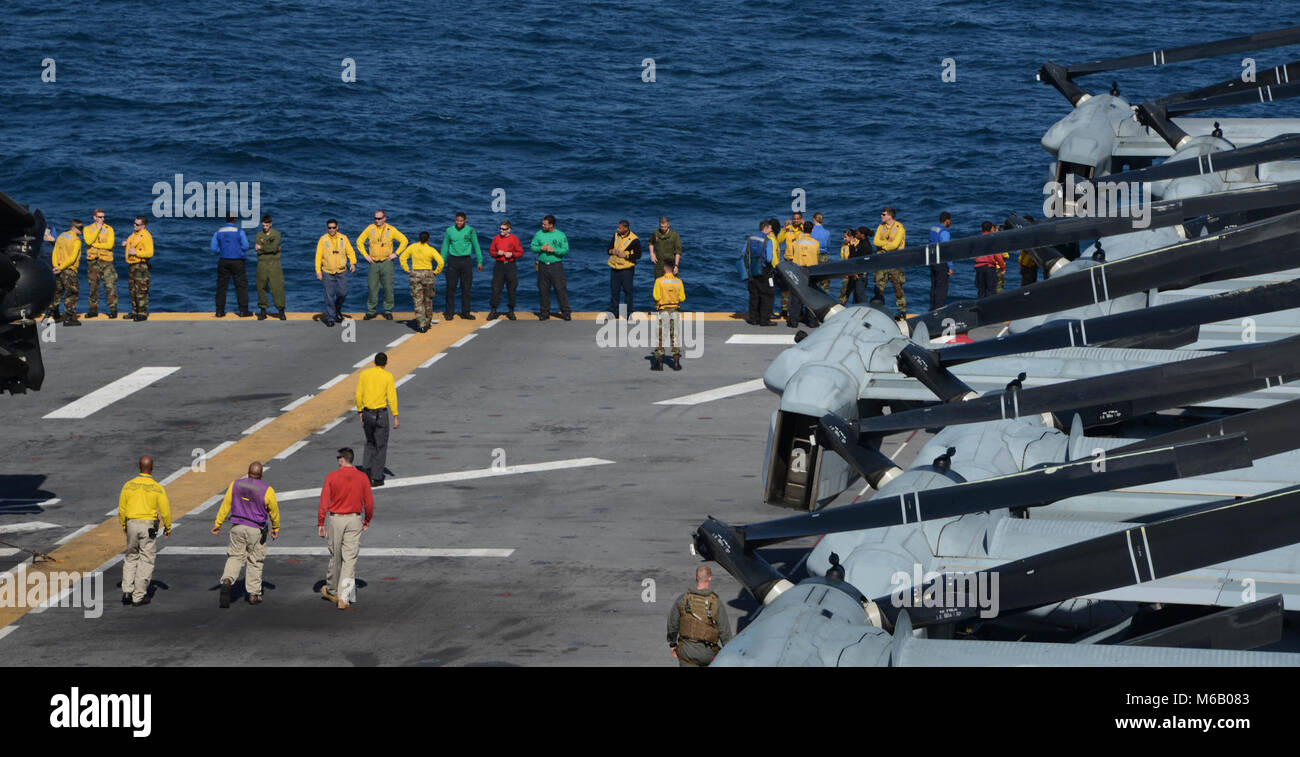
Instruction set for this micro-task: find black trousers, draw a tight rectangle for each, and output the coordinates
[537,261,570,315]
[444,256,474,315]
[929,265,950,311]
[975,265,998,299]
[490,260,518,311]
[747,274,773,321]
[361,408,389,482]
[216,258,248,314]
[609,267,634,314]
[1021,265,1039,287]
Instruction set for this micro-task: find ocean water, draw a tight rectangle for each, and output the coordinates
[5,0,1299,314]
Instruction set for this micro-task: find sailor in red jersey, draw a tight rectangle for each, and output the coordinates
[487,220,524,320]
[317,447,374,610]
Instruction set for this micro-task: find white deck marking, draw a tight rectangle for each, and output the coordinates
[274,457,616,502]
[274,440,310,460]
[0,522,59,535]
[386,334,415,348]
[281,395,314,412]
[450,334,477,348]
[318,373,349,390]
[726,334,795,345]
[419,353,446,369]
[654,379,766,406]
[479,319,500,329]
[315,416,347,435]
[206,440,236,460]
[43,367,180,419]
[242,417,276,435]
[0,549,18,557]
[161,546,514,558]
[160,466,191,486]
[395,374,414,388]
[0,626,19,643]
[54,524,96,545]
[187,494,226,517]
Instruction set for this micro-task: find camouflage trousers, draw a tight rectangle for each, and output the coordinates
[52,268,79,314]
[409,270,437,327]
[86,259,118,313]
[128,262,150,314]
[653,309,682,357]
[874,269,906,313]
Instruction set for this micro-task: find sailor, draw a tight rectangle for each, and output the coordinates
[48,220,83,326]
[811,212,832,292]
[648,215,681,280]
[318,447,374,610]
[651,264,686,371]
[873,206,907,316]
[743,219,777,325]
[253,214,287,320]
[667,565,732,667]
[1017,217,1039,287]
[440,212,483,321]
[973,221,1002,299]
[399,231,444,333]
[210,461,280,607]
[837,228,868,305]
[928,211,954,310]
[210,214,252,318]
[358,209,408,321]
[315,219,357,327]
[83,209,118,319]
[774,212,804,319]
[487,220,523,320]
[785,221,821,327]
[117,455,171,607]
[531,214,571,321]
[856,226,883,302]
[607,219,641,317]
[356,351,399,486]
[123,216,154,321]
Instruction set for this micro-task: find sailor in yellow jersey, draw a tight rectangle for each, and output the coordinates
[399,231,445,332]
[118,455,172,606]
[651,265,686,371]
[315,219,357,327]
[872,206,907,315]
[774,212,804,319]
[48,220,84,325]
[356,352,400,485]
[83,208,118,318]
[356,209,409,320]
[122,215,154,321]
[784,222,821,327]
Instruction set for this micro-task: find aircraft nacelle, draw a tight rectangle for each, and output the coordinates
[1043,94,1134,182]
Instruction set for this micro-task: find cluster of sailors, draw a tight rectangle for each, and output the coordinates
[738,208,1039,326]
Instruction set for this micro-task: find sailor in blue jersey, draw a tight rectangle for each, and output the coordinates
[928,211,954,311]
[210,214,252,317]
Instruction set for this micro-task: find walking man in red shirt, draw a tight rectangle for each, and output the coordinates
[318,447,374,610]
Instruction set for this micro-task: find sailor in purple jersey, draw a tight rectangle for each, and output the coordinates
[211,461,281,607]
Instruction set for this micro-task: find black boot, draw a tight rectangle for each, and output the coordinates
[257,309,267,320]
[63,314,81,327]
[276,309,287,320]
[506,311,516,320]
[108,307,117,319]
[670,354,682,371]
[487,310,500,321]
[651,355,664,371]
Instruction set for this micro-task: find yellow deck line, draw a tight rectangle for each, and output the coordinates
[71,311,750,322]
[0,317,483,629]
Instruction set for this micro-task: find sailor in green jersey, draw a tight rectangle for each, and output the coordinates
[440,212,483,320]
[530,214,571,320]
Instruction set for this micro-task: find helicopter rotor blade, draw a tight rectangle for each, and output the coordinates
[813,413,900,485]
[1165,80,1300,117]
[896,342,978,402]
[1117,595,1284,650]
[692,517,791,604]
[1062,26,1300,78]
[881,483,1300,628]
[774,262,846,325]
[1103,133,1300,185]
[741,434,1252,548]
[933,278,1300,367]
[857,334,1300,436]
[1113,397,1300,461]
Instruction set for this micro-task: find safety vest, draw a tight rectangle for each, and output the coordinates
[608,231,639,270]
[929,225,948,244]
[742,234,771,278]
[788,237,820,267]
[678,592,721,645]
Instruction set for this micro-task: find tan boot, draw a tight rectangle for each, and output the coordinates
[337,599,350,610]
[321,586,338,603]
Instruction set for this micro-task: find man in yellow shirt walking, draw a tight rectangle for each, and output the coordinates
[356,352,399,486]
[315,219,357,327]
[118,455,171,606]
[652,266,686,371]
[872,206,908,316]
[83,209,118,318]
[48,220,83,325]
[357,209,408,321]
[123,216,154,321]
[399,231,444,332]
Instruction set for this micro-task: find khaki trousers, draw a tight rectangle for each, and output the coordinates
[325,513,362,603]
[122,519,158,602]
[222,524,267,596]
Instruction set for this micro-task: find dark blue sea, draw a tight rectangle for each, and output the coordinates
[6,1,1299,313]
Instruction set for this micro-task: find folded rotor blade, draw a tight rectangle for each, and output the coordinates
[1113,397,1300,460]
[774,262,846,325]
[814,413,900,484]
[1064,26,1300,78]
[1118,595,1284,650]
[1103,133,1300,185]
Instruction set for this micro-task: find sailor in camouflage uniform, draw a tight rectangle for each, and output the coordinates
[667,565,733,667]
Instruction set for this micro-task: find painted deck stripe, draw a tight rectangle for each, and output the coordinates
[55,525,97,545]
[187,494,227,517]
[281,395,314,412]
[726,334,795,345]
[353,354,377,368]
[419,353,446,369]
[242,417,276,435]
[450,333,477,348]
[0,522,59,535]
[479,319,500,329]
[395,374,414,387]
[654,379,766,406]
[42,367,180,419]
[319,373,349,390]
[0,626,18,643]
[161,546,514,558]
[387,334,415,348]
[274,457,616,502]
[160,466,191,486]
[273,440,310,460]
[315,416,347,435]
